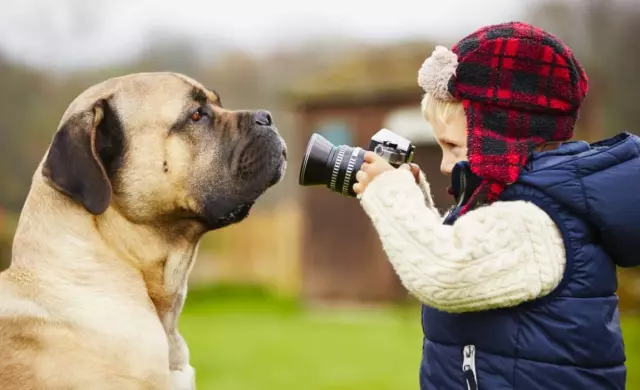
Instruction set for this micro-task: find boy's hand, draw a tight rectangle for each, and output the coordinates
[353,151,421,195]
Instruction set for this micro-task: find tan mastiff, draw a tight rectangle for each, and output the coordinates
[0,72,287,389]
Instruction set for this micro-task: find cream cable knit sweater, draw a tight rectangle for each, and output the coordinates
[359,168,566,313]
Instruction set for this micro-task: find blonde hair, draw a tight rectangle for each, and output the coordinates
[420,92,465,126]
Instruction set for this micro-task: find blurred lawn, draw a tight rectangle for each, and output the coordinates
[181,285,640,390]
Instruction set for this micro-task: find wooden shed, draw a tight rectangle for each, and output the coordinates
[284,42,456,305]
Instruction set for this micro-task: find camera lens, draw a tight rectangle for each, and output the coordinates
[299,134,366,197]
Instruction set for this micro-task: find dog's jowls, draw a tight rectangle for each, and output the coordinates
[0,72,287,390]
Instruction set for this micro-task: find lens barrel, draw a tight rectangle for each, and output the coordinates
[299,134,366,197]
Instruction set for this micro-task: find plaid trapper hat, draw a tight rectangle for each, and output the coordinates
[418,21,589,214]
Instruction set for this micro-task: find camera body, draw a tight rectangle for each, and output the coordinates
[369,128,416,168]
[299,128,416,197]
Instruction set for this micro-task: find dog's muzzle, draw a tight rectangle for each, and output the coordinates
[234,111,286,186]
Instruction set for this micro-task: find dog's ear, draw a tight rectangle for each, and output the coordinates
[43,99,123,215]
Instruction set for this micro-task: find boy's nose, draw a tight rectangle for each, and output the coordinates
[441,160,453,175]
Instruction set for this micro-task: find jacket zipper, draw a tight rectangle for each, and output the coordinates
[462,345,478,390]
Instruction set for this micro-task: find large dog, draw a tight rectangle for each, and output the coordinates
[0,72,287,389]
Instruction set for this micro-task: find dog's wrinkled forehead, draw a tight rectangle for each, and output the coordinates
[58,72,221,129]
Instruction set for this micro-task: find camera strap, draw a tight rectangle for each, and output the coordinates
[450,161,482,209]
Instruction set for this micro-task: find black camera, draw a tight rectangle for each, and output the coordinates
[298,128,416,197]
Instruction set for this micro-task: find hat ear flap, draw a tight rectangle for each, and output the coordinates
[417,46,458,101]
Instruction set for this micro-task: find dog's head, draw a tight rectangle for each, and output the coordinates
[41,72,287,231]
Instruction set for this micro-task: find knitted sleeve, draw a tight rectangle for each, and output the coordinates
[359,168,566,313]
[415,170,438,212]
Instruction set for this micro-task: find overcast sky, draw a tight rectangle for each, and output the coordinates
[0,0,537,70]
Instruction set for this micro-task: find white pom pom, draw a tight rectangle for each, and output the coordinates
[417,46,458,101]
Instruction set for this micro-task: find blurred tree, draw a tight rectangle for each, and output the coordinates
[0,235,10,271]
[136,30,203,76]
[0,56,53,211]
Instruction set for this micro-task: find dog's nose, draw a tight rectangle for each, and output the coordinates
[253,110,273,126]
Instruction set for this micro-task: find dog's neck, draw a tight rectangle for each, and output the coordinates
[11,172,203,317]
[94,203,203,316]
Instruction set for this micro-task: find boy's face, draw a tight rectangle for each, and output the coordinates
[432,111,468,175]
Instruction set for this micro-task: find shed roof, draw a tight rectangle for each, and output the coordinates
[284,41,436,106]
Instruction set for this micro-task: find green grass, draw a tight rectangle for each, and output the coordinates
[623,316,640,389]
[180,285,640,390]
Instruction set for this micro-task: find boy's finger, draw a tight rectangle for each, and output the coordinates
[363,151,380,163]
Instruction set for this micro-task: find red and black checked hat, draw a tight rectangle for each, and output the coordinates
[418,21,589,213]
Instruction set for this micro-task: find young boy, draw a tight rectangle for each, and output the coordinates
[353,21,638,389]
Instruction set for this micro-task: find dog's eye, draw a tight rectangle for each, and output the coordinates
[190,108,207,122]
